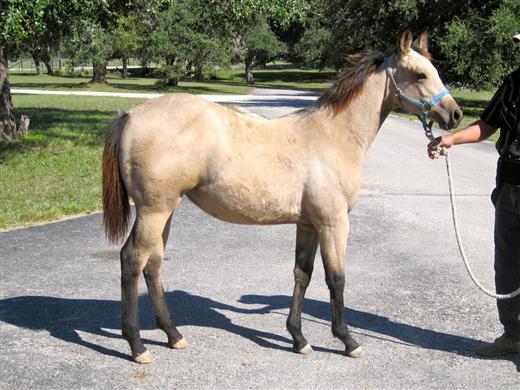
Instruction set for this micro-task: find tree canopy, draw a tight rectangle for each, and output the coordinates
[293,0,519,88]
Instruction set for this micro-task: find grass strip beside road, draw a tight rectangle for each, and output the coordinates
[0,95,145,229]
[9,72,253,95]
[9,66,333,95]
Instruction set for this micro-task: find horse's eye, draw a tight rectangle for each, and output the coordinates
[416,73,427,80]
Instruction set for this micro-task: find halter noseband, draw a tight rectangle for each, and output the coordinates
[383,57,450,140]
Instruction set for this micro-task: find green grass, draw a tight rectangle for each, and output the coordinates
[0,95,145,229]
[9,65,333,95]
[217,66,336,91]
[9,72,253,95]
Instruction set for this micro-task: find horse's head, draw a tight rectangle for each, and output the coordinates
[386,31,462,130]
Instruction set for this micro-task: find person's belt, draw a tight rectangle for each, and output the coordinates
[498,158,520,185]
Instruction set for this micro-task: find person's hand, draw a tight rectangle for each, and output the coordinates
[427,135,453,159]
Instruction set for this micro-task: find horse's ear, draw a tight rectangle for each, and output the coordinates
[398,30,413,55]
[413,32,429,53]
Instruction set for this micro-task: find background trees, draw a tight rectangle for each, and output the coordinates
[441,0,520,88]
[296,0,519,88]
[240,19,287,84]
[1,0,57,139]
[150,0,232,86]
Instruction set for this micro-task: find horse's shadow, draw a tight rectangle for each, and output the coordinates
[0,291,518,370]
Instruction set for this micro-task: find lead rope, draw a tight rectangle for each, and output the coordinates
[435,142,520,299]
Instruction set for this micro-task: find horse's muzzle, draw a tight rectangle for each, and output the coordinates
[435,99,463,130]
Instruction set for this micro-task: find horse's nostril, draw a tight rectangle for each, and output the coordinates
[453,109,462,122]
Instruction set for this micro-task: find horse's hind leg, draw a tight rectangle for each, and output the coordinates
[287,223,319,354]
[120,207,174,364]
[143,211,187,350]
[317,216,361,358]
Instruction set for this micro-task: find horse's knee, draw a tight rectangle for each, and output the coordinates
[294,266,312,287]
[325,272,345,294]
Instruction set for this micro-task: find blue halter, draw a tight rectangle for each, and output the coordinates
[384,57,450,139]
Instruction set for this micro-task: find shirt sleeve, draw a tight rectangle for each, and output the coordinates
[480,77,509,129]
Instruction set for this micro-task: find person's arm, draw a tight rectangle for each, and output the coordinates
[427,119,498,159]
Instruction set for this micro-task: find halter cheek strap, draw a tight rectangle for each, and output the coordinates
[384,57,451,139]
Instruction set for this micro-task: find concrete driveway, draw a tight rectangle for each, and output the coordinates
[1,92,518,389]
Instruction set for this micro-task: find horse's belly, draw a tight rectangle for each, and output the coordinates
[186,183,302,225]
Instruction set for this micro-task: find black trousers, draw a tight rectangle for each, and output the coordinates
[493,182,520,341]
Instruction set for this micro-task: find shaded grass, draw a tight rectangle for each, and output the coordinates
[10,65,334,94]
[216,67,336,91]
[0,95,145,229]
[9,72,253,95]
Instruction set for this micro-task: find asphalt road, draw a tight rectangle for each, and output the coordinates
[1,92,519,389]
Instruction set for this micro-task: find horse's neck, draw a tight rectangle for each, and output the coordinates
[309,68,395,153]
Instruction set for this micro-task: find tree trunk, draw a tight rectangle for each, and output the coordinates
[91,61,108,83]
[31,49,42,75]
[1,46,18,140]
[194,62,204,81]
[122,56,128,79]
[0,46,29,140]
[43,59,53,75]
[164,55,179,86]
[164,76,179,86]
[185,60,193,74]
[245,58,254,85]
[41,46,53,76]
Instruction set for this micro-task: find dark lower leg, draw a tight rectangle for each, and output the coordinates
[317,218,359,355]
[121,255,147,357]
[287,225,318,352]
[326,271,359,354]
[287,267,312,351]
[143,259,183,346]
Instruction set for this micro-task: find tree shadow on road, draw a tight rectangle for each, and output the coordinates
[0,292,517,371]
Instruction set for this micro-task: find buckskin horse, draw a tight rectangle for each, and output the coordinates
[102,31,462,363]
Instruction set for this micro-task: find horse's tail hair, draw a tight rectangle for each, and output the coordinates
[102,110,130,244]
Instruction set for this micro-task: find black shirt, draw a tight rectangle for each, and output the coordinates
[481,67,520,162]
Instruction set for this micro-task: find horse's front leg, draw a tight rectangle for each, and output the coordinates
[287,223,319,354]
[317,216,361,358]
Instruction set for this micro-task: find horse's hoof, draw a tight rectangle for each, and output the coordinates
[298,344,313,355]
[346,346,362,358]
[133,350,153,364]
[170,337,188,350]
